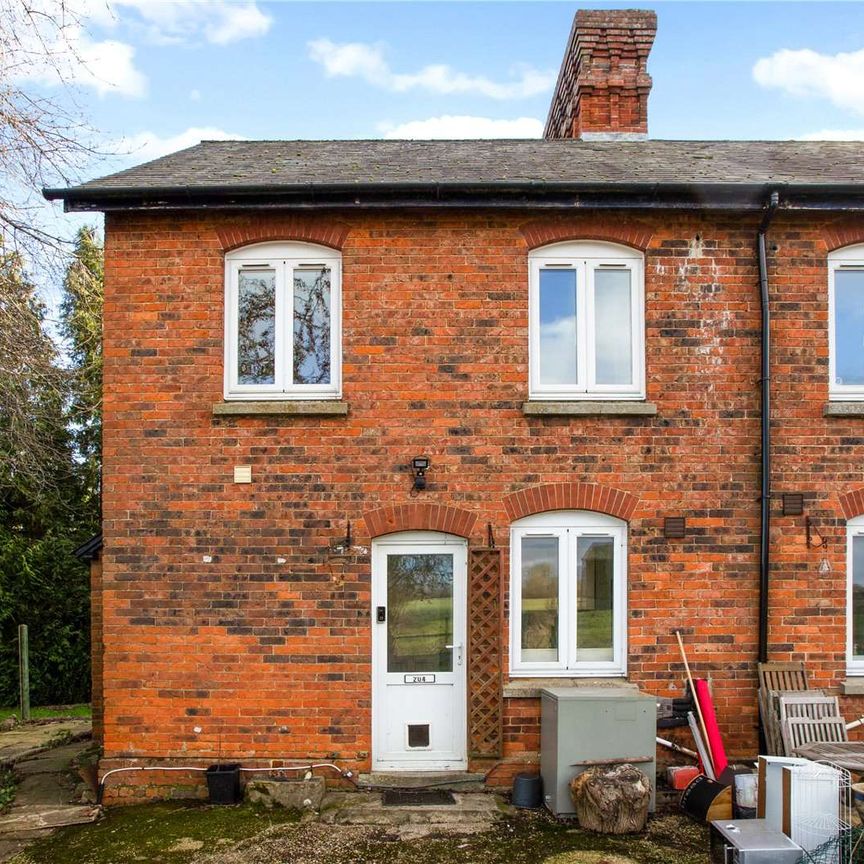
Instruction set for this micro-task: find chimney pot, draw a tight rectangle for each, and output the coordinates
[545,9,657,140]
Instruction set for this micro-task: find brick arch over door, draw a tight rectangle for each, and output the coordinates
[503,482,639,522]
[520,218,653,252]
[840,489,864,519]
[363,503,478,539]
[217,217,350,252]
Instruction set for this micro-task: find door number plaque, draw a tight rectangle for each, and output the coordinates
[404,674,435,684]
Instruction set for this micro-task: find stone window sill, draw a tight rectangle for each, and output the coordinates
[213,401,349,417]
[824,402,864,418]
[841,678,864,696]
[523,401,658,417]
[503,677,633,699]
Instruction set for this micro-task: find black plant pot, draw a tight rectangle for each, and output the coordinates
[206,764,241,804]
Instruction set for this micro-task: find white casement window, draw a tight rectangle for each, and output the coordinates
[224,241,341,400]
[847,516,864,674]
[829,245,864,400]
[510,511,627,677]
[529,241,645,400]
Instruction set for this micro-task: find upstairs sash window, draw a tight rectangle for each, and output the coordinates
[529,241,645,400]
[225,242,341,400]
[829,246,864,399]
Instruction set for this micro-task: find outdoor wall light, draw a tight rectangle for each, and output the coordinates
[411,456,430,491]
[805,516,832,576]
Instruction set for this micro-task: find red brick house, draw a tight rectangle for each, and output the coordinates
[50,10,864,802]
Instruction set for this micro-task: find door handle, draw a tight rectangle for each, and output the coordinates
[445,643,463,666]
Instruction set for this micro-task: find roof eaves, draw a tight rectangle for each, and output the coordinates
[42,180,864,213]
[73,533,103,562]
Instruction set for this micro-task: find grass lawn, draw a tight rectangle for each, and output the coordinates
[12,803,709,864]
[0,704,91,723]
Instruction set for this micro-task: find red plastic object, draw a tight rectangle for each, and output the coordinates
[667,765,701,790]
[694,678,728,777]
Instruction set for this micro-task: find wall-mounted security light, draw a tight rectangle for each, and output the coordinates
[411,456,430,491]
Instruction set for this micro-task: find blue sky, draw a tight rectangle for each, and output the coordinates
[27,0,864,181]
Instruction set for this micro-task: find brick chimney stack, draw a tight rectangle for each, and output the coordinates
[545,9,657,140]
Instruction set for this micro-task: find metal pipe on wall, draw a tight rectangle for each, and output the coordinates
[757,190,780,664]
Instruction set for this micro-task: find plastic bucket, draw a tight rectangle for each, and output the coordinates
[206,764,241,804]
[512,772,543,808]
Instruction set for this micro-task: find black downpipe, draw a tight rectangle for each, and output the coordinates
[757,191,780,664]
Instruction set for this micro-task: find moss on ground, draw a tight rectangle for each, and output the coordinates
[10,803,708,864]
[12,801,300,864]
[0,768,16,812]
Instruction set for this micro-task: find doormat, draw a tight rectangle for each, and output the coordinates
[382,789,457,807]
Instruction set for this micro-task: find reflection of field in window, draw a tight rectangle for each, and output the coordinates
[387,554,453,674]
[577,537,614,661]
[521,537,559,662]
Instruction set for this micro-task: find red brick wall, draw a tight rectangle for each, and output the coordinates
[98,208,864,799]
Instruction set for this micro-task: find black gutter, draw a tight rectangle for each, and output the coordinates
[757,190,780,665]
[43,181,864,213]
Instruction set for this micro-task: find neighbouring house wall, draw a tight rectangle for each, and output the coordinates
[97,208,864,801]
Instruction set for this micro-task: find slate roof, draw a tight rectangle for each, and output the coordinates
[44,139,864,211]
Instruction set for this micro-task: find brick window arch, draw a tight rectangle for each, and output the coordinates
[363,504,478,540]
[520,219,653,252]
[217,218,349,252]
[503,482,638,523]
[841,489,864,520]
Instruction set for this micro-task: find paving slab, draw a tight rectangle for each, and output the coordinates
[320,791,509,838]
[0,720,91,768]
[0,734,100,862]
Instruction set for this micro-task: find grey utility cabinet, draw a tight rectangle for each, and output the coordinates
[540,686,657,816]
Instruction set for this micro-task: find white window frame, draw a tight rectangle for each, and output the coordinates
[847,516,864,675]
[829,245,864,401]
[510,510,627,677]
[529,241,645,401]
[224,241,342,400]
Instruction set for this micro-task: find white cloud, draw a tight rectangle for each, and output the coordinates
[189,88,201,101]
[753,47,864,116]
[116,126,244,164]
[111,0,272,45]
[3,1,146,98]
[380,115,543,139]
[4,0,271,99]
[799,128,864,141]
[308,38,554,100]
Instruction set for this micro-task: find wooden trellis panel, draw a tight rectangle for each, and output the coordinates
[468,547,503,758]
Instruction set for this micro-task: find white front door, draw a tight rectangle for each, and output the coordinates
[372,532,467,771]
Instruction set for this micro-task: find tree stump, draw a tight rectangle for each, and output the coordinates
[569,764,651,834]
